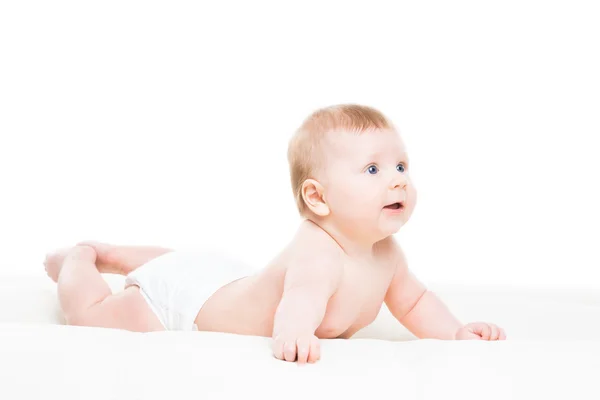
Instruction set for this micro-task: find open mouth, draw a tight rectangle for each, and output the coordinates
[384,202,404,210]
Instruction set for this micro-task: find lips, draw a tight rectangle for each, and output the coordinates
[384,202,404,210]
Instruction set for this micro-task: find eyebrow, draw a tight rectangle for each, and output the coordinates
[366,152,409,162]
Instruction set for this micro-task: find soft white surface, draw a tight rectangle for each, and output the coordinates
[2,323,600,399]
[1,274,600,399]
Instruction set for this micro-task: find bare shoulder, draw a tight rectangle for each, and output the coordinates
[288,220,344,261]
[282,220,344,290]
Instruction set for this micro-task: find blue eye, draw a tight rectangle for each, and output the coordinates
[367,165,378,174]
[396,163,405,173]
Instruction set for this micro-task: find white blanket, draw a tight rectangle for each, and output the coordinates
[1,274,599,399]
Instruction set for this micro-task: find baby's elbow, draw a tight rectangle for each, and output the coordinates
[387,287,428,322]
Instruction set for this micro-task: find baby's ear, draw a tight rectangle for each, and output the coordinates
[301,179,330,217]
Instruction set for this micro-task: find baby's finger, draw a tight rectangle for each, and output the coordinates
[283,341,297,362]
[272,337,285,360]
[296,338,310,364]
[465,322,488,339]
[489,324,500,341]
[463,330,483,340]
[479,324,492,340]
[499,328,507,340]
[308,337,320,363]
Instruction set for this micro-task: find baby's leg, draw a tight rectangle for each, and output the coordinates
[76,240,173,275]
[46,246,164,332]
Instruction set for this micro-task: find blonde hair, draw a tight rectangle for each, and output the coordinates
[287,104,394,215]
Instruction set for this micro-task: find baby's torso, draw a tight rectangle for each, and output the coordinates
[194,234,398,339]
[314,252,396,338]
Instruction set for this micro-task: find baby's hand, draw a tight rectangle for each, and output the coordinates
[455,322,506,341]
[272,333,320,364]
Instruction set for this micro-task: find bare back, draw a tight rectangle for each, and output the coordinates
[195,220,398,339]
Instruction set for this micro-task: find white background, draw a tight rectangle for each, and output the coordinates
[1,1,598,289]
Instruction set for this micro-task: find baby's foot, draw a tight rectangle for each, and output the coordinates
[76,240,122,274]
[44,246,98,282]
[43,247,72,282]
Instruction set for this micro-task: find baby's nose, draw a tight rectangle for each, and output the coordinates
[389,175,407,190]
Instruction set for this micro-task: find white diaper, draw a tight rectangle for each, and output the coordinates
[124,250,253,331]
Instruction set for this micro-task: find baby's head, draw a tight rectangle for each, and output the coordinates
[288,104,417,242]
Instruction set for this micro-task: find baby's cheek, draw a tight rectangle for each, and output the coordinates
[338,201,360,217]
[330,186,358,208]
[339,199,370,221]
[407,186,418,207]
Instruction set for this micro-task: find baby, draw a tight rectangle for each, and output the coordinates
[44,104,505,364]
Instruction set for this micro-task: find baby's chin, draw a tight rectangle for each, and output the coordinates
[378,216,406,235]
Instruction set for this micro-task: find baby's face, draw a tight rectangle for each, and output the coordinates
[319,128,417,241]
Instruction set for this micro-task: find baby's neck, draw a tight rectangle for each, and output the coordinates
[307,218,381,259]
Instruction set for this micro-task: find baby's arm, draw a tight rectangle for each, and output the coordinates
[272,256,341,362]
[383,239,505,340]
[272,226,343,363]
[384,251,461,339]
